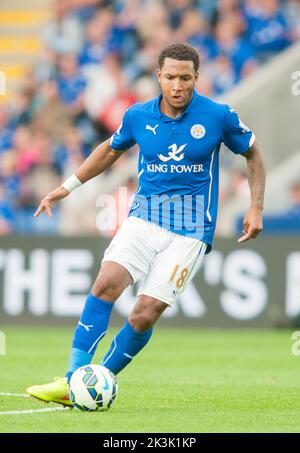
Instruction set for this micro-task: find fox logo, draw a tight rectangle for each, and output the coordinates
[158,143,187,162]
[145,124,158,135]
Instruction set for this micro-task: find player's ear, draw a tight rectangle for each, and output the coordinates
[156,68,161,83]
[195,71,199,81]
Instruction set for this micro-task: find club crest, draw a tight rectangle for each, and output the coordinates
[190,124,206,139]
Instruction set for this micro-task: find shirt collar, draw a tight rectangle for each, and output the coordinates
[154,90,197,121]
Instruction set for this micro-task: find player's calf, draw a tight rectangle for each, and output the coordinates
[128,295,168,331]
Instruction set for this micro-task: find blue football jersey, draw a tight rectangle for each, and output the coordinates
[110,90,255,252]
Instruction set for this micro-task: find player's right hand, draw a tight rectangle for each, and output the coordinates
[34,187,70,218]
[34,196,53,218]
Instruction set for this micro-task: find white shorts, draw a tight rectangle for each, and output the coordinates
[102,216,207,306]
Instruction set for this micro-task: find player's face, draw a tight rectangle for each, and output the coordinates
[157,58,198,112]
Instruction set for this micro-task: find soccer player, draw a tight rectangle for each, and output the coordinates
[27,43,265,406]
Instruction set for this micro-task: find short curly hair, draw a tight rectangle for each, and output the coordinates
[158,42,200,73]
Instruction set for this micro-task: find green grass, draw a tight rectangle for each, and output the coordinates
[0,327,300,433]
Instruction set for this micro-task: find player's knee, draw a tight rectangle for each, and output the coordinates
[92,274,123,302]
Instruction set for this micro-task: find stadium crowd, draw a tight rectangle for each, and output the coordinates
[0,0,299,235]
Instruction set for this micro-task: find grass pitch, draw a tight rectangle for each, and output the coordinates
[0,326,299,433]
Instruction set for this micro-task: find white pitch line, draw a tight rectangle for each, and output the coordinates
[0,392,29,397]
[0,393,71,415]
[0,407,70,415]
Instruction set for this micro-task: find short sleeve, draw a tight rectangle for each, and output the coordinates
[222,105,255,154]
[110,108,136,151]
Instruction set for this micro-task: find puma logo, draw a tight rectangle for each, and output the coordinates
[146,124,158,135]
[79,321,94,332]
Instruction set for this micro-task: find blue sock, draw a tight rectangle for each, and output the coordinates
[66,293,113,380]
[66,349,92,383]
[101,321,153,375]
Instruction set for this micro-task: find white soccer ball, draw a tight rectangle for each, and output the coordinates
[69,364,118,412]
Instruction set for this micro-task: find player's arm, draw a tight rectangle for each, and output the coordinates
[34,139,125,218]
[237,140,266,243]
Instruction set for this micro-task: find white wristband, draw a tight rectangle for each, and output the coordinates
[62,175,82,193]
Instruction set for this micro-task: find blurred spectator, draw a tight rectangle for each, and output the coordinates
[78,8,115,66]
[56,53,95,148]
[177,10,218,62]
[195,71,214,96]
[18,68,40,95]
[209,54,237,95]
[99,90,136,136]
[55,126,85,174]
[133,76,160,103]
[83,53,125,118]
[212,0,246,29]
[15,131,61,234]
[32,131,61,174]
[56,54,86,111]
[134,20,173,79]
[244,0,292,62]
[34,48,58,84]
[136,2,170,43]
[0,106,14,153]
[10,88,36,127]
[0,151,21,202]
[214,19,257,80]
[13,126,39,176]
[0,182,15,234]
[113,0,140,64]
[57,0,106,22]
[166,0,196,29]
[42,0,83,54]
[284,0,300,41]
[33,81,72,143]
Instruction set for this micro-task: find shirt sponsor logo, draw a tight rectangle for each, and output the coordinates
[158,143,187,162]
[190,124,206,139]
[151,143,204,173]
[147,163,204,173]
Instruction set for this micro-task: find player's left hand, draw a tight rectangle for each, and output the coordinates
[237,206,263,243]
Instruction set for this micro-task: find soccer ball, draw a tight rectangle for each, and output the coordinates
[69,364,118,412]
